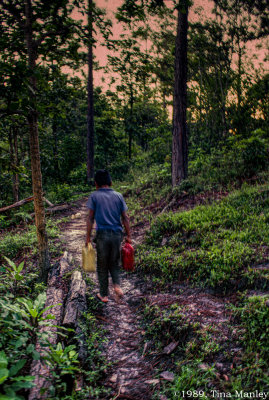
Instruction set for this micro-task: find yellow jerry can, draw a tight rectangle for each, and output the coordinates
[82,243,96,272]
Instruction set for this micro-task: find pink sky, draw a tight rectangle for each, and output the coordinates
[92,0,214,88]
[72,0,268,89]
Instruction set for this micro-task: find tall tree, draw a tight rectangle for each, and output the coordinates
[115,0,190,182]
[24,0,49,281]
[78,1,111,180]
[172,0,189,186]
[0,0,82,281]
[87,0,95,181]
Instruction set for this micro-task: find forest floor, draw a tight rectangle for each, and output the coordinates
[57,192,245,400]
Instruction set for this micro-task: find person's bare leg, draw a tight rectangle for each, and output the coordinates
[114,284,123,297]
[97,293,109,303]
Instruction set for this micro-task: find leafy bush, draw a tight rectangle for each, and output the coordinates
[0,292,57,399]
[43,343,80,398]
[227,133,268,178]
[68,163,88,185]
[48,183,74,203]
[109,160,131,181]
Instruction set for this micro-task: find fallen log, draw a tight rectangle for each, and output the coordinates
[28,252,72,400]
[0,196,34,213]
[0,196,54,213]
[63,270,86,327]
[43,197,54,207]
[45,204,70,214]
[63,270,87,363]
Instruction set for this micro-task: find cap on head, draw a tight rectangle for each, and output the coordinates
[94,169,112,187]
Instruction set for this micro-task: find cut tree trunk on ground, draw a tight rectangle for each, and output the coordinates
[0,196,54,213]
[28,252,72,400]
[45,204,70,214]
[0,196,34,213]
[63,270,87,363]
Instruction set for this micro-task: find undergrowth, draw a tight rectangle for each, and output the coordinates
[137,183,269,292]
[0,218,62,260]
[141,294,269,399]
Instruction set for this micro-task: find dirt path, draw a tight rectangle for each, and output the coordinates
[61,199,156,399]
[60,198,235,399]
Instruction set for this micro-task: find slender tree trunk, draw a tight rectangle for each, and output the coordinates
[172,0,189,187]
[237,37,242,109]
[128,85,134,160]
[87,0,94,182]
[52,121,60,180]
[25,0,50,282]
[8,125,19,202]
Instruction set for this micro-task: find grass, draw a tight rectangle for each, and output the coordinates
[0,218,62,260]
[137,183,269,292]
[141,291,269,399]
[141,302,224,399]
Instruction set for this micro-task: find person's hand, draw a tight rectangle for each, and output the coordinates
[125,236,132,244]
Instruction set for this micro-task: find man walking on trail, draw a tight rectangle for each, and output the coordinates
[85,169,132,303]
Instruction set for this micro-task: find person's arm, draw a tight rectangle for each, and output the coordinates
[86,209,95,246]
[121,211,132,243]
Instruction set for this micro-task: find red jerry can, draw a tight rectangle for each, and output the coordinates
[121,242,135,272]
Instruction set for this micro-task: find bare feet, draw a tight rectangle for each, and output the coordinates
[114,285,123,297]
[97,293,108,303]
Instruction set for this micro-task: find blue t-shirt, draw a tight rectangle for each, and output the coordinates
[86,188,128,231]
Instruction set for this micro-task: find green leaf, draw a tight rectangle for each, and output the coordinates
[17,262,24,273]
[9,359,26,377]
[29,309,38,318]
[3,256,16,270]
[0,368,9,384]
[14,274,24,281]
[32,351,40,360]
[69,350,77,358]
[26,344,35,353]
[39,303,61,317]
[0,352,8,368]
[10,377,35,390]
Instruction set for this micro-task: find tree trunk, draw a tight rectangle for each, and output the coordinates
[87,0,94,182]
[52,120,60,180]
[8,124,19,202]
[128,85,134,159]
[25,0,50,282]
[171,0,189,187]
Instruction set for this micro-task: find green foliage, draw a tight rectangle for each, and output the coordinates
[142,303,192,353]
[43,343,80,398]
[2,257,24,295]
[226,133,269,178]
[0,218,60,259]
[141,302,220,399]
[0,291,59,399]
[0,350,35,400]
[78,311,110,398]
[48,183,76,203]
[138,184,269,291]
[170,362,215,399]
[0,293,57,331]
[232,295,269,360]
[227,295,269,391]
[184,131,269,194]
